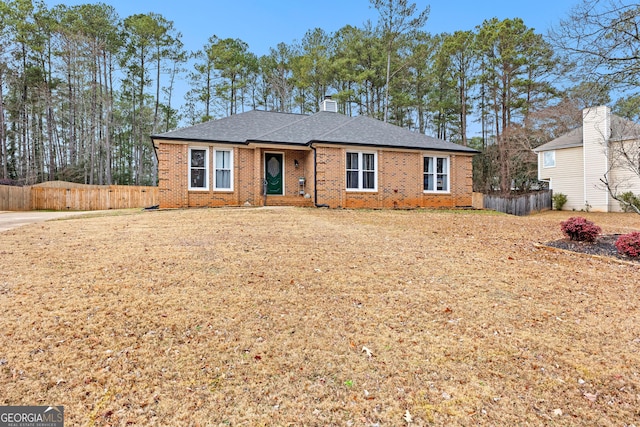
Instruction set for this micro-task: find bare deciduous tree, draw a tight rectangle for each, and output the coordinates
[600,117,640,214]
[550,0,640,90]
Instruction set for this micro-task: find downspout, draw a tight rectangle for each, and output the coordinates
[311,143,329,208]
[149,137,159,185]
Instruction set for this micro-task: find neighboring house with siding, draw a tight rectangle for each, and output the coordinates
[534,106,640,212]
[150,97,477,209]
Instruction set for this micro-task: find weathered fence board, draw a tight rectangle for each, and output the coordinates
[482,191,552,216]
[0,185,31,211]
[1,183,158,211]
[472,192,484,210]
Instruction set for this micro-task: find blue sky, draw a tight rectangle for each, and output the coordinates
[43,0,576,56]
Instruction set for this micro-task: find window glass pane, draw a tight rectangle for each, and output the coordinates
[543,151,555,167]
[216,170,230,189]
[363,153,375,171]
[363,171,375,189]
[437,157,446,173]
[424,157,433,173]
[191,169,205,188]
[191,149,205,167]
[216,151,230,169]
[437,174,447,191]
[346,152,359,170]
[424,174,433,191]
[347,171,359,189]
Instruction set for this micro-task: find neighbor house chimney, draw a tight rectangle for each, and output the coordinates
[582,105,611,212]
[320,95,338,113]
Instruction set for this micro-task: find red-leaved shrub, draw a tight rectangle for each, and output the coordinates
[560,217,601,242]
[615,232,640,258]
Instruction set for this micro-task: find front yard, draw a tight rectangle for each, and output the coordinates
[0,207,639,426]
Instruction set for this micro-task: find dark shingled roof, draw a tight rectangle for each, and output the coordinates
[152,110,306,143]
[152,110,478,154]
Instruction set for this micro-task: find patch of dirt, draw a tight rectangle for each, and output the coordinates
[546,234,640,263]
[0,208,639,426]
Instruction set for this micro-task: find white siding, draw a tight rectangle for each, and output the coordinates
[582,106,611,212]
[608,139,640,212]
[537,106,640,212]
[539,147,584,210]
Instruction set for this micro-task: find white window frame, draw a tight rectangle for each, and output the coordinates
[213,149,233,191]
[346,151,378,192]
[189,146,209,191]
[423,155,450,193]
[543,151,556,168]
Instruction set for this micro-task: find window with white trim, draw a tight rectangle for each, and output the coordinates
[189,147,208,190]
[214,149,233,190]
[346,151,377,191]
[424,156,449,192]
[543,151,556,168]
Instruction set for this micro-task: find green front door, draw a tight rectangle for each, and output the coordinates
[265,153,283,195]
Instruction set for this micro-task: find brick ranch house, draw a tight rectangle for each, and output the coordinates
[150,98,478,209]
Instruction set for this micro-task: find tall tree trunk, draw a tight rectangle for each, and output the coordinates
[383,40,391,122]
[45,63,55,181]
[0,69,7,180]
[153,46,161,133]
[104,50,113,184]
[459,75,467,146]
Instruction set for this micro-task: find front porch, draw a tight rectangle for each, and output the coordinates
[249,146,316,207]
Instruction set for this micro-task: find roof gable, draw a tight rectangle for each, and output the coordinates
[534,113,640,153]
[533,127,583,152]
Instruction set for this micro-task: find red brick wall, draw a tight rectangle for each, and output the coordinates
[315,146,474,209]
[157,142,188,208]
[157,142,314,208]
[157,141,473,209]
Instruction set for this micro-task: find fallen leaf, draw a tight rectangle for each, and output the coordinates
[362,346,373,358]
[403,409,413,423]
[583,392,597,402]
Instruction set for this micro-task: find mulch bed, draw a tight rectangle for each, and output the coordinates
[545,234,640,263]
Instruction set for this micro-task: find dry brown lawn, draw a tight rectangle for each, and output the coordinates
[1,207,639,426]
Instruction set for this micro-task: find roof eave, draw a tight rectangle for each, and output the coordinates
[310,140,479,154]
[151,135,249,145]
[533,142,583,152]
[246,139,309,147]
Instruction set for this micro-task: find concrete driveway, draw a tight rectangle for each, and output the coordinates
[0,211,92,233]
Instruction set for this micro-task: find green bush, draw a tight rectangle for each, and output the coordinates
[552,193,568,210]
[560,217,601,242]
[618,192,640,213]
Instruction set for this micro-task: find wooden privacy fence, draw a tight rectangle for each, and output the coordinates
[0,185,31,211]
[481,190,552,216]
[0,182,158,211]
